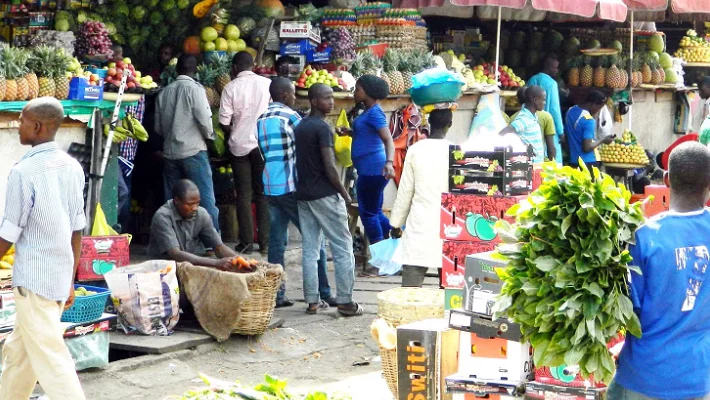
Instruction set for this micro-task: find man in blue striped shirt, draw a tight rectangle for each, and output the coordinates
[500,85,546,163]
[257,78,335,308]
[0,98,86,399]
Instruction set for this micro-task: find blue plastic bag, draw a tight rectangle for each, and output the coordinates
[411,68,465,90]
[369,238,402,276]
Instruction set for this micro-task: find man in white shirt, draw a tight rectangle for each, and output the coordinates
[0,98,86,399]
[219,52,272,255]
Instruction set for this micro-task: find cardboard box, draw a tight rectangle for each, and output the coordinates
[449,309,522,342]
[457,331,534,382]
[446,373,525,398]
[397,319,460,400]
[463,252,506,314]
[63,319,111,339]
[442,241,496,288]
[449,145,533,172]
[440,193,525,242]
[532,166,543,191]
[449,170,532,196]
[77,236,130,281]
[445,289,464,312]
[0,290,16,329]
[279,21,321,43]
[68,77,104,101]
[525,382,607,400]
[453,393,523,400]
[279,39,316,55]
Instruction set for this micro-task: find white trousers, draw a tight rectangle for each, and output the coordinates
[0,287,86,400]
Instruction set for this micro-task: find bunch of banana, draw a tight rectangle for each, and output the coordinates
[103,114,149,144]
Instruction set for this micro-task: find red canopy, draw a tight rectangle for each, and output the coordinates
[671,0,710,13]
[449,0,525,5]
[436,0,629,21]
[623,0,668,11]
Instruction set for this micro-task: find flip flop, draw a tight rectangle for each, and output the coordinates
[337,302,364,317]
[306,300,329,314]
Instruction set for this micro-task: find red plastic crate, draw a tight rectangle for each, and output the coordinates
[643,185,670,218]
[77,236,130,281]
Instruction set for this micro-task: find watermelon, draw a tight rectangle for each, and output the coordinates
[664,68,678,84]
[236,17,256,37]
[512,31,526,50]
[648,33,664,53]
[545,30,564,52]
[506,49,522,68]
[586,39,601,49]
[659,52,673,69]
[524,50,540,69]
[564,37,581,55]
[609,40,623,51]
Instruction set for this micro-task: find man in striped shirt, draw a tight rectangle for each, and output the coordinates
[256,78,335,308]
[0,98,86,399]
[499,85,546,163]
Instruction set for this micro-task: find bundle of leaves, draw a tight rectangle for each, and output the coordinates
[492,162,645,384]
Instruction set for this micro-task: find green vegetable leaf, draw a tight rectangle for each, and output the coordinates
[535,256,557,272]
[563,346,586,366]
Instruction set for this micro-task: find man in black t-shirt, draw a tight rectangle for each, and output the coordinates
[294,84,362,317]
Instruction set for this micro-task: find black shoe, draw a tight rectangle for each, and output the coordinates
[275,297,295,308]
[259,246,268,257]
[235,243,253,254]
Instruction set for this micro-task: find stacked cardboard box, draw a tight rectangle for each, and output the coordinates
[448,145,533,196]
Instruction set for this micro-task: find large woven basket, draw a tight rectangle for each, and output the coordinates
[233,263,284,336]
[377,287,445,399]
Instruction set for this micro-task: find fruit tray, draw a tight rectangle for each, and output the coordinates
[61,285,111,323]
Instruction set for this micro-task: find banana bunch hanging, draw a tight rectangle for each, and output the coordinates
[104,114,149,144]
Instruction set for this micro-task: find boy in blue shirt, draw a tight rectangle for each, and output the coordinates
[611,141,710,399]
[565,90,614,168]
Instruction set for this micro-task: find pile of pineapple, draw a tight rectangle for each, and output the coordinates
[675,30,710,63]
[349,48,436,95]
[599,130,650,166]
[567,54,667,88]
[0,44,73,102]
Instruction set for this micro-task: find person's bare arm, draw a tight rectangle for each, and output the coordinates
[215,243,237,259]
[0,237,11,260]
[377,127,395,178]
[583,135,615,153]
[166,247,232,271]
[545,135,557,162]
[65,230,82,309]
[321,146,352,205]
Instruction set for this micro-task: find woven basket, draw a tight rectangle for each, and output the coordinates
[380,346,398,397]
[377,288,445,399]
[233,263,284,336]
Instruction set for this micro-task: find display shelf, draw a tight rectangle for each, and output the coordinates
[0,99,139,117]
[684,62,710,67]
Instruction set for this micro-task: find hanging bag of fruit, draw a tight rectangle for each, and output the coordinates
[334,109,353,167]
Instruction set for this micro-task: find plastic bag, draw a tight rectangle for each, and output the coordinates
[66,331,109,371]
[334,109,353,167]
[104,260,180,336]
[411,68,465,90]
[208,111,226,157]
[369,238,402,276]
[700,115,710,146]
[465,92,526,151]
[91,204,118,236]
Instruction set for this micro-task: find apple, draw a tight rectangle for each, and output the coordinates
[116,61,125,70]
[123,57,132,65]
[90,74,99,82]
[107,68,116,76]
[127,82,136,89]
[134,71,142,79]
[108,62,116,68]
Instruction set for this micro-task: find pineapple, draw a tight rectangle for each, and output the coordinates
[54,50,71,100]
[196,63,220,107]
[593,56,607,88]
[621,69,629,88]
[0,50,7,102]
[641,54,652,84]
[580,56,593,87]
[566,56,580,87]
[3,46,23,101]
[383,49,404,95]
[213,53,232,94]
[350,49,380,79]
[28,46,56,98]
[651,61,662,85]
[605,56,622,89]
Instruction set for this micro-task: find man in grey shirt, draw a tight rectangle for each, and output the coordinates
[155,54,220,231]
[149,180,237,270]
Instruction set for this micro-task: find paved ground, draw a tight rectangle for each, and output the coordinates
[34,244,438,399]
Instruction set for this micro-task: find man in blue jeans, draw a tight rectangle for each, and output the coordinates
[155,54,220,231]
[295,84,361,316]
[256,77,335,308]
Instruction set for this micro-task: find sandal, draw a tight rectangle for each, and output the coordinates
[306,300,329,314]
[337,302,364,317]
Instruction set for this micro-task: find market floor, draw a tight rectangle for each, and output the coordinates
[33,244,429,399]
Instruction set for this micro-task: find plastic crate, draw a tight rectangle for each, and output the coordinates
[409,81,463,106]
[61,285,111,323]
[357,43,388,58]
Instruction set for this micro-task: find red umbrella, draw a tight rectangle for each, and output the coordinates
[531,0,628,21]
[623,0,668,11]
[671,0,710,13]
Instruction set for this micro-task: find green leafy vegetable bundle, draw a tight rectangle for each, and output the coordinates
[493,162,645,384]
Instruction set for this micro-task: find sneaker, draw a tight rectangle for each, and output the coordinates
[235,243,253,254]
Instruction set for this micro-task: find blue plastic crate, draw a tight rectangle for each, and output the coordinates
[61,284,111,323]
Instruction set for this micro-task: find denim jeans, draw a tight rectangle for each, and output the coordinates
[356,174,392,243]
[117,171,131,233]
[163,151,220,232]
[607,381,710,400]
[267,193,331,300]
[298,195,355,305]
[229,148,269,249]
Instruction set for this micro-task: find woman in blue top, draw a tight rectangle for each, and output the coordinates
[340,75,395,244]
